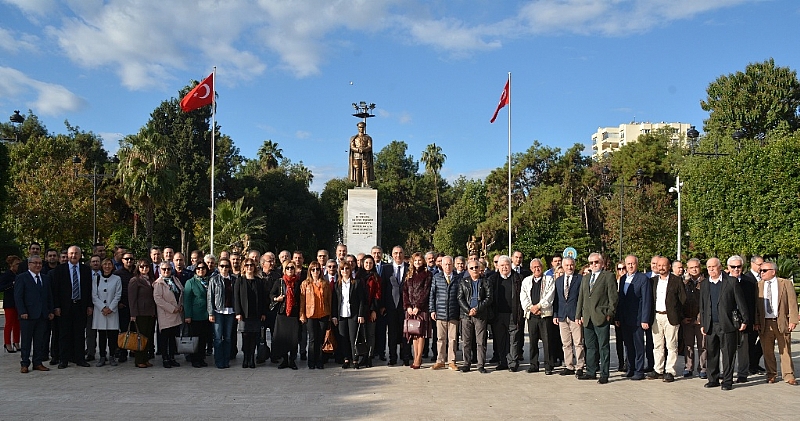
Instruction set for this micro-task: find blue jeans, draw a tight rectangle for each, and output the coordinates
[213,313,235,368]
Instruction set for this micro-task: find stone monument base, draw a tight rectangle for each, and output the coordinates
[343,188,380,255]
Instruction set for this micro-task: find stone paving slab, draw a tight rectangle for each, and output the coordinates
[1,314,799,420]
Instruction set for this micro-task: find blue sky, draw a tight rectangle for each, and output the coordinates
[1,0,798,192]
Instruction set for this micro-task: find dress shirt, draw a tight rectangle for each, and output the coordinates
[655,276,668,312]
[340,279,352,318]
[623,273,633,294]
[764,279,778,319]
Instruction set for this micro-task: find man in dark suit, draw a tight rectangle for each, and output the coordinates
[52,245,93,368]
[381,245,410,366]
[647,256,686,382]
[488,255,523,372]
[576,252,618,384]
[700,257,749,390]
[733,255,761,382]
[14,255,54,373]
[743,255,765,375]
[615,255,652,380]
[553,257,584,376]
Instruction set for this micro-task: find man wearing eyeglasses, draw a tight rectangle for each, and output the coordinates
[615,255,651,380]
[259,252,282,363]
[727,255,757,383]
[553,257,584,377]
[489,255,523,372]
[576,253,618,384]
[741,255,765,376]
[682,258,706,378]
[700,257,748,391]
[113,252,136,363]
[457,260,491,373]
[754,261,798,385]
[317,250,329,272]
[520,258,555,374]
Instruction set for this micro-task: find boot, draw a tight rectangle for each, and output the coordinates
[96,356,107,367]
[109,356,118,366]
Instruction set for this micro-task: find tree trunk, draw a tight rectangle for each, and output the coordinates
[146,203,154,249]
[434,171,441,221]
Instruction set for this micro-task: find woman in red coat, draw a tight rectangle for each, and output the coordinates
[402,252,432,369]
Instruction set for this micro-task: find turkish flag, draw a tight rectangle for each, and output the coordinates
[490,79,509,123]
[180,73,214,112]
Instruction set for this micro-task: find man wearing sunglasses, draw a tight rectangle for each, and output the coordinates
[113,252,136,363]
[457,261,492,373]
[682,258,706,378]
[576,253,618,384]
[553,257,584,377]
[753,261,798,385]
[741,255,766,376]
[727,255,757,384]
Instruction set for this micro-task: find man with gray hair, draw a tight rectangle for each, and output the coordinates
[429,256,461,371]
[727,255,756,383]
[576,252,618,384]
[553,256,584,376]
[682,257,706,378]
[520,258,555,374]
[488,255,523,371]
[741,255,765,376]
[754,260,798,385]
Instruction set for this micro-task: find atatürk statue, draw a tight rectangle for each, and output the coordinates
[349,121,374,187]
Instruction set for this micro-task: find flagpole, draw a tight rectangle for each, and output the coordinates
[210,66,216,256]
[507,72,512,256]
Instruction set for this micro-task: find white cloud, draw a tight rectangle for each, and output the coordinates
[0,27,39,53]
[394,16,505,54]
[295,130,311,139]
[98,131,123,155]
[1,0,58,17]
[0,66,85,115]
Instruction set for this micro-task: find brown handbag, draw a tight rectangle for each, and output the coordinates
[322,325,337,353]
[404,316,423,336]
[118,321,149,352]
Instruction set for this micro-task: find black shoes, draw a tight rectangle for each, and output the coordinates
[75,361,90,367]
[578,373,597,380]
[388,360,397,366]
[460,366,470,372]
[735,377,748,383]
[560,369,575,376]
[277,359,289,369]
[478,367,488,374]
[704,381,720,388]
[646,371,663,380]
[403,360,410,366]
[663,373,674,383]
[527,366,539,373]
[598,377,609,384]
[288,360,298,370]
[721,383,732,391]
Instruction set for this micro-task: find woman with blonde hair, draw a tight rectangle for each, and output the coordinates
[153,262,183,368]
[403,252,432,369]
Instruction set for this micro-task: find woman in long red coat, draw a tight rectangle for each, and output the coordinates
[402,252,432,369]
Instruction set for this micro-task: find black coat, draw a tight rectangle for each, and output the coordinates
[51,262,92,316]
[700,274,749,333]
[0,269,18,309]
[332,277,367,319]
[269,277,302,318]
[234,276,266,319]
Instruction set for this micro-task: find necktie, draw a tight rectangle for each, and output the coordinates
[589,273,597,292]
[515,266,520,274]
[765,280,774,315]
[446,275,450,285]
[36,274,41,287]
[71,264,80,300]
[565,276,571,300]
[395,266,401,282]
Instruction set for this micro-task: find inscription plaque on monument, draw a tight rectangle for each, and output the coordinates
[343,188,379,255]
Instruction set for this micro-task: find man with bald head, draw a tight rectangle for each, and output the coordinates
[700,257,748,390]
[52,246,93,368]
[646,256,685,382]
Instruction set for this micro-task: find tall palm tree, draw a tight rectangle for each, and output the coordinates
[257,140,284,171]
[116,127,177,247]
[198,197,266,252]
[421,143,447,220]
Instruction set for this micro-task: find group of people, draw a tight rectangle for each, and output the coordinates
[2,242,797,391]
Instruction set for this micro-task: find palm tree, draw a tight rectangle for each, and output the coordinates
[199,197,266,252]
[257,140,284,171]
[116,127,177,247]
[421,143,447,220]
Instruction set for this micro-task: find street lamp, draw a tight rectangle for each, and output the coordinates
[72,155,119,244]
[1,110,25,144]
[602,165,644,260]
[668,177,683,262]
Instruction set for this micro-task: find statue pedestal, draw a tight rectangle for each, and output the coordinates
[343,188,380,255]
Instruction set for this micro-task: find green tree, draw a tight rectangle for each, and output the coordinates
[257,140,284,171]
[433,177,486,256]
[420,143,446,220]
[701,58,800,139]
[194,197,266,253]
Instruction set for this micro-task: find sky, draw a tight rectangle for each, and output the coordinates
[1,0,798,192]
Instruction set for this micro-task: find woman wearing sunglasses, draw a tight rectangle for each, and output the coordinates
[331,262,366,369]
[299,261,332,369]
[183,261,211,368]
[128,259,157,368]
[153,262,184,368]
[234,257,266,369]
[270,262,302,369]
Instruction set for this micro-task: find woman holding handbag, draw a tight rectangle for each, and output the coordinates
[128,259,157,368]
[92,258,122,367]
[331,262,366,369]
[270,262,302,369]
[403,252,432,369]
[356,255,382,368]
[183,263,210,368]
[299,261,332,370]
[153,263,184,368]
[234,257,266,369]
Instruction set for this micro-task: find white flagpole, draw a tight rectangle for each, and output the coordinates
[210,66,216,256]
[507,72,512,256]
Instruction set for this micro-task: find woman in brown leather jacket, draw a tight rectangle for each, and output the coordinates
[299,261,332,369]
[403,252,432,369]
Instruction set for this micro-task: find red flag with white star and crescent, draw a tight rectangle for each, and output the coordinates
[180,73,214,112]
[490,79,509,123]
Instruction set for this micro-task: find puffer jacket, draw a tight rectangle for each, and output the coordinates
[429,270,462,320]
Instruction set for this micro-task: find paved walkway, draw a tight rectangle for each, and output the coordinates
[1,313,798,420]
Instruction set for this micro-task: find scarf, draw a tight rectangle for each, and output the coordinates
[283,274,298,316]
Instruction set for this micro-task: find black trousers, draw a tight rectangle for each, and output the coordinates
[97,330,118,358]
[375,312,387,357]
[188,320,210,363]
[160,325,179,361]
[58,303,87,364]
[115,306,130,358]
[527,316,552,369]
[306,318,329,367]
[20,317,48,367]
[737,328,761,376]
[337,317,360,363]
[706,322,738,385]
[492,312,520,366]
[644,327,655,372]
[386,309,410,362]
[48,317,59,362]
[615,324,626,369]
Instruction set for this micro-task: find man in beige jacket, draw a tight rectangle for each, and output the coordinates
[754,261,798,385]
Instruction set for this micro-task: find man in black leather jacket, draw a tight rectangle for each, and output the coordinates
[457,261,493,373]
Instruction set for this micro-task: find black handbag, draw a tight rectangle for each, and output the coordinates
[269,281,284,312]
[732,309,743,326]
[354,323,369,356]
[256,325,270,363]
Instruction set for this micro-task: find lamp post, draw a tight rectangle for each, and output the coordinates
[602,165,644,260]
[668,177,683,262]
[1,110,25,144]
[72,155,119,244]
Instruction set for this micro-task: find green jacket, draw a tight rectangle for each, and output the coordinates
[183,275,209,321]
[576,270,618,326]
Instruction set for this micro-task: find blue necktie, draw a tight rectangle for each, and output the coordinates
[71,264,80,300]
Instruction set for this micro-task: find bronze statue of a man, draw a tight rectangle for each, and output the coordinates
[349,121,374,187]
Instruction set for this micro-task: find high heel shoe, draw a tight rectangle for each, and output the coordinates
[4,344,16,353]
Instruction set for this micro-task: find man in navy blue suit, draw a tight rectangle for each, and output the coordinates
[14,255,54,373]
[381,246,410,366]
[553,257,584,376]
[615,255,652,380]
